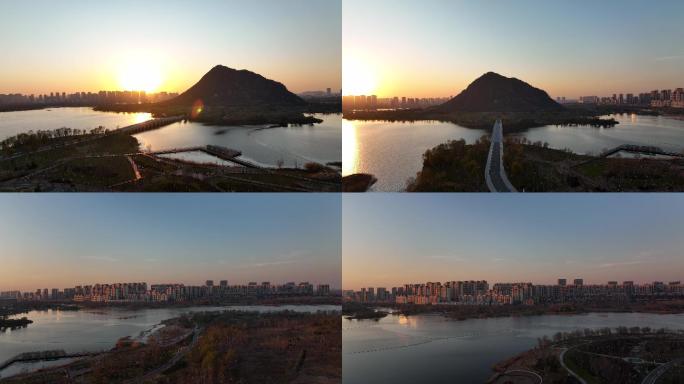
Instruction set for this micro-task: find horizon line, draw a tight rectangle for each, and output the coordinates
[344,278,682,291]
[3,280,340,293]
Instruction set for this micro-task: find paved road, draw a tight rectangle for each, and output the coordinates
[485,119,517,192]
[642,357,684,384]
[559,348,588,384]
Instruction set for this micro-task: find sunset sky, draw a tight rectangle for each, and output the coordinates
[343,0,684,98]
[0,0,341,94]
[0,195,341,291]
[343,194,684,290]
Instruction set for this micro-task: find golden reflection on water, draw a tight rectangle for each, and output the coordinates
[397,315,420,328]
[342,119,359,176]
[132,113,153,125]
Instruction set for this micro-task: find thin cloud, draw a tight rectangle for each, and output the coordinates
[253,260,300,267]
[654,54,684,62]
[598,260,645,268]
[279,250,311,259]
[81,255,118,262]
[430,255,467,261]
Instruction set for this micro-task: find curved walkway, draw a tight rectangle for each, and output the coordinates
[491,369,543,384]
[642,357,684,384]
[559,348,588,384]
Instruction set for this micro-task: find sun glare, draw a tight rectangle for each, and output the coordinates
[343,57,378,95]
[342,119,358,176]
[118,61,164,92]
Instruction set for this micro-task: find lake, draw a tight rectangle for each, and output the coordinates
[0,108,342,168]
[343,311,684,384]
[0,107,151,140]
[0,304,339,378]
[343,114,684,191]
[342,119,487,191]
[134,113,342,168]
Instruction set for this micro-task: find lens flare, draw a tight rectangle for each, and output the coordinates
[191,99,204,119]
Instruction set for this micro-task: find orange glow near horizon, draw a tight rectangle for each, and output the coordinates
[117,59,165,93]
[343,56,378,96]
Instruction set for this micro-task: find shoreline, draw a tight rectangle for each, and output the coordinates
[8,297,341,314]
[343,108,619,131]
[1,310,341,383]
[345,302,684,322]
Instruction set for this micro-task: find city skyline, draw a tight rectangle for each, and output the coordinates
[343,194,684,290]
[0,195,341,291]
[2,278,335,295]
[346,278,683,306]
[343,0,684,98]
[0,0,341,94]
[1,279,334,303]
[348,277,683,290]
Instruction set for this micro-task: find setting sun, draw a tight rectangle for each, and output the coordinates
[343,57,377,95]
[118,61,164,92]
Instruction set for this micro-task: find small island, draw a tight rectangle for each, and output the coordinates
[342,303,388,320]
[0,316,33,331]
[342,173,377,192]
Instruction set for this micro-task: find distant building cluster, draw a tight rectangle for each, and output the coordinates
[342,95,451,111]
[0,91,179,106]
[1,280,332,303]
[299,88,342,98]
[558,87,684,108]
[345,279,683,306]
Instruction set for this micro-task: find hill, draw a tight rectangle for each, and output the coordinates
[161,65,306,108]
[437,72,563,113]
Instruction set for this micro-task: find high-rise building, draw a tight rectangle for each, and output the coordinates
[317,284,330,296]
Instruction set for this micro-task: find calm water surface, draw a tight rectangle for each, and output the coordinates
[0,108,341,168]
[0,107,151,140]
[343,312,684,384]
[509,114,684,155]
[0,304,338,378]
[135,113,342,167]
[342,119,486,191]
[344,114,684,191]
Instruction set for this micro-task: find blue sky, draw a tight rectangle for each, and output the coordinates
[0,0,341,94]
[0,194,341,291]
[343,194,684,289]
[344,0,684,98]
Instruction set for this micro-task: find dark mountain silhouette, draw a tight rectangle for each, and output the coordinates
[161,65,306,107]
[437,72,563,113]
